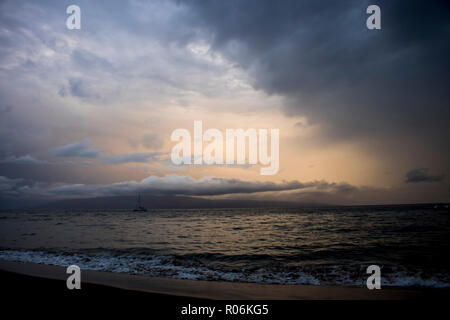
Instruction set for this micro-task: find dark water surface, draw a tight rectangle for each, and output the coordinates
[1,205,449,287]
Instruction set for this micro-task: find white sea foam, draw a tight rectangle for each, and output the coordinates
[1,249,448,288]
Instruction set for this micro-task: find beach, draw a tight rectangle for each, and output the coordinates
[3,261,449,319]
[2,259,448,301]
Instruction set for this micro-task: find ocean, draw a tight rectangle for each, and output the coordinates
[0,205,449,287]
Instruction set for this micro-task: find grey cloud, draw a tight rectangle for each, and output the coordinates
[103,152,165,164]
[4,173,373,200]
[67,78,99,99]
[71,49,115,72]
[51,139,102,158]
[0,105,13,113]
[141,133,164,150]
[405,168,445,183]
[0,175,42,198]
[0,176,23,192]
[0,155,49,165]
[294,121,306,128]
[2,173,448,206]
[0,173,334,198]
[34,175,317,198]
[50,140,164,164]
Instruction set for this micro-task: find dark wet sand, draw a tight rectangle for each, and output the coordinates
[2,259,449,319]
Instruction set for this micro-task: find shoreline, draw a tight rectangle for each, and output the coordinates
[1,259,448,300]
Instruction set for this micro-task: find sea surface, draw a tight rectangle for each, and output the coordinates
[0,205,449,287]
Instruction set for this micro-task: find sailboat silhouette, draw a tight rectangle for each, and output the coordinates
[133,193,147,212]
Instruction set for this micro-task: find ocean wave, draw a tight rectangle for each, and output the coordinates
[0,249,448,288]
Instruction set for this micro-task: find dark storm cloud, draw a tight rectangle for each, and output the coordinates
[180,0,450,147]
[405,168,445,183]
[1,0,448,206]
[50,139,102,158]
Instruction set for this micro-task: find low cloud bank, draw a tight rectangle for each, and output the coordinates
[0,174,364,199]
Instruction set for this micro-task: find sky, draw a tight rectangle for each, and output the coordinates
[0,0,449,208]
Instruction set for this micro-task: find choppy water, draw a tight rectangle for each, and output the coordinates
[0,205,449,287]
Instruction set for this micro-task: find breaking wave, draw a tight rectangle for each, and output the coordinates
[1,248,448,288]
